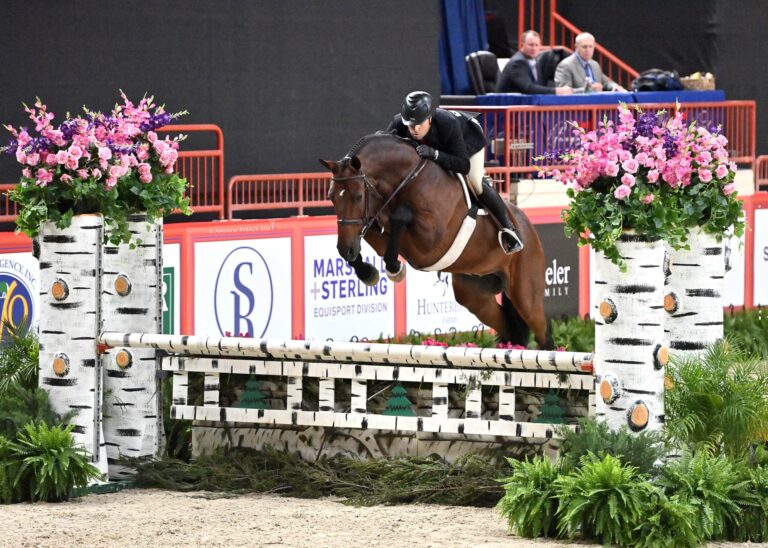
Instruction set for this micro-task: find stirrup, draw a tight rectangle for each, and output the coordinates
[499,228,523,255]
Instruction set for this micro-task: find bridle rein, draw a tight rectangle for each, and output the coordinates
[332,157,427,237]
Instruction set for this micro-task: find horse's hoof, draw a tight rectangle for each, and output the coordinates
[361,269,380,286]
[386,262,406,283]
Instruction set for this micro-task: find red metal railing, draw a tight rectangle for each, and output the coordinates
[445,101,756,190]
[228,172,333,218]
[158,124,225,219]
[518,0,639,90]
[0,184,19,224]
[754,155,768,192]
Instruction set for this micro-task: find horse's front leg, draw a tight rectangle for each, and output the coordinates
[383,205,412,282]
[348,253,380,287]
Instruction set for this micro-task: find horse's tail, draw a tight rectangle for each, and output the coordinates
[500,293,530,346]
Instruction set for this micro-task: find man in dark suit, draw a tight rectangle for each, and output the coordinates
[496,30,573,95]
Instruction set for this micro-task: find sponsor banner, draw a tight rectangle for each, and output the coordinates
[537,223,579,318]
[0,253,39,341]
[754,210,768,306]
[304,234,394,341]
[723,231,745,307]
[405,270,483,335]
[194,238,292,338]
[162,243,181,335]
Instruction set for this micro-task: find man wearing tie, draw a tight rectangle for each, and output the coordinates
[496,30,573,95]
[554,32,626,93]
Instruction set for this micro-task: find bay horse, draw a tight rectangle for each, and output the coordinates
[319,133,552,349]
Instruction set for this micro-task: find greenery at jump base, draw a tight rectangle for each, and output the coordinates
[1,311,767,546]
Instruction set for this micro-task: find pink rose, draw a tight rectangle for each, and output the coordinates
[614,185,631,200]
[76,169,89,179]
[26,152,40,166]
[60,173,73,184]
[109,165,123,179]
[641,194,655,205]
[67,145,83,159]
[621,173,636,187]
[15,148,26,164]
[92,168,102,180]
[45,153,57,166]
[17,130,31,146]
[160,149,176,167]
[696,150,712,165]
[105,176,117,189]
[715,164,729,179]
[723,182,736,195]
[56,150,68,164]
[35,168,53,186]
[65,156,79,171]
[22,168,31,178]
[605,162,620,177]
[648,169,660,183]
[698,168,713,183]
[621,158,639,174]
[137,145,149,161]
[147,131,158,143]
[98,146,112,160]
[153,139,167,154]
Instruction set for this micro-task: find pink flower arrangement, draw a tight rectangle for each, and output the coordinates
[540,103,744,268]
[2,92,191,244]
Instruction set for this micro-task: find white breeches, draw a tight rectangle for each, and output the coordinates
[468,149,486,195]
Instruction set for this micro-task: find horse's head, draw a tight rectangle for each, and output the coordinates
[319,154,371,262]
[320,134,418,263]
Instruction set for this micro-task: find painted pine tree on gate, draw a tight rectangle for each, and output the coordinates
[238,375,268,409]
[383,382,415,416]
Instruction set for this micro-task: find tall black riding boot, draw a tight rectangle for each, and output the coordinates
[479,177,523,254]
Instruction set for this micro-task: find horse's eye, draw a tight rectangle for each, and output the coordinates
[353,192,363,203]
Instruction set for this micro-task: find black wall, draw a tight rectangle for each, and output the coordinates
[0,1,440,182]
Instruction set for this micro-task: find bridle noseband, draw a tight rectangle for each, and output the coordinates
[332,157,427,237]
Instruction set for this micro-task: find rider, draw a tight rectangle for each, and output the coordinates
[385,91,523,254]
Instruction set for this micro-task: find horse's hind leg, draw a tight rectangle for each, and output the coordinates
[505,271,553,350]
[451,274,516,342]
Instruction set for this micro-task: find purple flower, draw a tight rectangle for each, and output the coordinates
[3,138,18,155]
[59,119,79,140]
[139,112,173,132]
[663,132,678,158]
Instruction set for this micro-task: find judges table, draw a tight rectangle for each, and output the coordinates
[473,90,727,163]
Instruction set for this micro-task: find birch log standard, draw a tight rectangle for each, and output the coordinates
[37,214,108,477]
[101,215,164,479]
[664,228,724,360]
[593,232,667,433]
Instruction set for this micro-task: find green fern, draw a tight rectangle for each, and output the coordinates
[554,453,656,545]
[0,323,39,395]
[631,492,704,548]
[556,417,664,475]
[496,456,561,538]
[665,339,768,458]
[11,422,102,502]
[656,451,755,540]
[726,463,768,542]
[0,386,75,440]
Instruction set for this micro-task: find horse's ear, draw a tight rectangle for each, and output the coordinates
[350,155,361,171]
[319,159,337,172]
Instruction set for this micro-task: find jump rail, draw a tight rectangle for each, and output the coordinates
[99,332,594,441]
[98,332,594,373]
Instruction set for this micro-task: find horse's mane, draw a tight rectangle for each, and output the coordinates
[345,132,413,159]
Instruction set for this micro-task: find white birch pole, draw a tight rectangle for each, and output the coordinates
[37,214,108,477]
[593,232,667,433]
[664,227,724,360]
[101,215,164,479]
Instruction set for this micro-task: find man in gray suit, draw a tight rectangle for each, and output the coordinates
[554,32,626,93]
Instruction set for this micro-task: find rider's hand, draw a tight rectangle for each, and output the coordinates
[416,145,438,160]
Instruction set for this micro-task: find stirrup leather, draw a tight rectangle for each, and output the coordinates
[498,227,524,255]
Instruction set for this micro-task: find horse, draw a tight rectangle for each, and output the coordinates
[319,133,553,349]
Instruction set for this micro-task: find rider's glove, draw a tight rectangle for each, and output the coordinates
[416,145,438,161]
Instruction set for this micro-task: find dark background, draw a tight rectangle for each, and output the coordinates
[0,1,440,183]
[0,1,764,184]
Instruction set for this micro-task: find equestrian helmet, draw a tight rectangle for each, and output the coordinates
[400,91,434,126]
